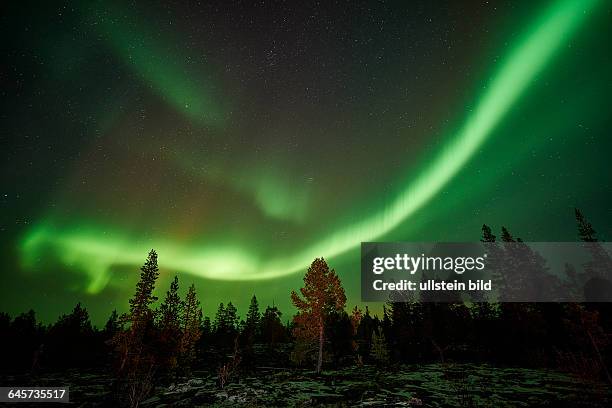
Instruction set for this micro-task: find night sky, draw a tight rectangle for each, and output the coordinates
[2,0,611,325]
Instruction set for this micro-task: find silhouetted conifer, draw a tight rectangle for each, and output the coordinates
[128,249,160,326]
[260,305,286,345]
[349,306,362,358]
[113,250,161,407]
[329,310,355,364]
[245,295,260,338]
[356,306,375,359]
[240,295,260,367]
[575,208,597,242]
[104,310,120,337]
[179,283,202,374]
[481,224,496,243]
[157,275,182,378]
[214,303,225,333]
[45,303,94,368]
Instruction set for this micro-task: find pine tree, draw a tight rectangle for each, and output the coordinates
[225,302,239,332]
[47,303,94,368]
[10,311,42,367]
[214,303,226,334]
[260,305,286,345]
[350,306,362,356]
[113,250,161,406]
[357,306,375,358]
[242,295,260,363]
[201,317,211,338]
[245,295,260,336]
[499,227,528,300]
[501,226,558,300]
[157,275,183,375]
[388,298,425,362]
[180,283,202,373]
[500,227,515,243]
[575,208,597,242]
[128,249,160,327]
[67,302,92,332]
[574,208,612,284]
[159,276,182,331]
[481,224,496,242]
[479,224,504,302]
[291,258,346,373]
[104,310,120,337]
[326,310,354,364]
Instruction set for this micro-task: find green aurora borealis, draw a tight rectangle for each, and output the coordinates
[2,0,612,324]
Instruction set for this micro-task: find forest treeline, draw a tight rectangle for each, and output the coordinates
[1,208,611,406]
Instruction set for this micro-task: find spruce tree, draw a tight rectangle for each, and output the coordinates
[239,295,260,365]
[575,208,612,283]
[157,275,183,375]
[103,310,120,337]
[575,208,597,242]
[214,303,226,334]
[47,303,93,368]
[245,295,261,336]
[113,250,161,406]
[479,224,504,302]
[180,283,202,372]
[500,227,515,243]
[357,306,375,358]
[225,302,239,332]
[499,227,526,300]
[105,310,119,331]
[128,249,160,326]
[481,224,496,242]
[158,275,182,332]
[201,317,211,338]
[261,305,286,345]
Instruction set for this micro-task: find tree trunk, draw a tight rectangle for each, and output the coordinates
[317,321,323,373]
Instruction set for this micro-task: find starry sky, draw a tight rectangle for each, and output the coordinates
[1,0,611,325]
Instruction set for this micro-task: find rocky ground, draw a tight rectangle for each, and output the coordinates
[3,364,611,407]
